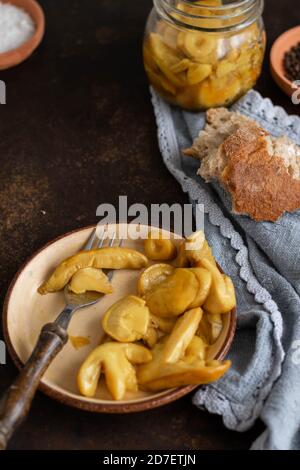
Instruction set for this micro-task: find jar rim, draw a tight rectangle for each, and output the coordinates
[154,0,264,32]
[174,0,253,11]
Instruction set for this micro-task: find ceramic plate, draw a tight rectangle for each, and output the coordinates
[3,224,236,413]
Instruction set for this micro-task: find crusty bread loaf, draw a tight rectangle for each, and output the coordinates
[184,108,300,222]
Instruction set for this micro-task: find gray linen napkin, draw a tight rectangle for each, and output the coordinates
[151,88,300,450]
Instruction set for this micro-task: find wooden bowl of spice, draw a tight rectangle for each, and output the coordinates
[0,0,45,70]
[270,26,300,98]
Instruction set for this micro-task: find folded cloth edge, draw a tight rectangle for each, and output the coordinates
[150,87,285,433]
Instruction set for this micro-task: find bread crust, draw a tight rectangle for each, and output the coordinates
[221,126,300,221]
[184,108,300,222]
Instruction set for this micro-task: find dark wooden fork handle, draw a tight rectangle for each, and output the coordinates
[0,323,68,450]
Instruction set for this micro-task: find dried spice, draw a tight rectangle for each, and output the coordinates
[284,41,300,81]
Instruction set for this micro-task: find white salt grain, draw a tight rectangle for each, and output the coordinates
[0,2,35,54]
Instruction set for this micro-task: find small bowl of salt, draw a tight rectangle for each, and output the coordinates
[0,0,45,70]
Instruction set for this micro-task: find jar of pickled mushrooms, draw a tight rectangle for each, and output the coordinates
[143,0,266,110]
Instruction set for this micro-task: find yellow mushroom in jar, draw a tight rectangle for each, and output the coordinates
[176,1,223,29]
[143,43,159,72]
[148,33,186,87]
[187,63,212,85]
[170,58,190,74]
[144,64,177,96]
[216,59,236,79]
[176,85,203,111]
[162,23,179,50]
[198,76,242,108]
[177,31,217,63]
[149,33,180,67]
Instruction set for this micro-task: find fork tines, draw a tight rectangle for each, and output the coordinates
[83,227,122,251]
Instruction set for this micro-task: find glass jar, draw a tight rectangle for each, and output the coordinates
[143,0,266,110]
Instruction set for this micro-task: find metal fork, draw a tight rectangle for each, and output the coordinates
[0,228,119,450]
[56,229,118,329]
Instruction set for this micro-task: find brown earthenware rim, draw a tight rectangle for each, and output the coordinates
[0,0,45,71]
[2,225,237,414]
[270,25,300,97]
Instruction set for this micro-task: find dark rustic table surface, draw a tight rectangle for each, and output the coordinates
[0,0,299,451]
